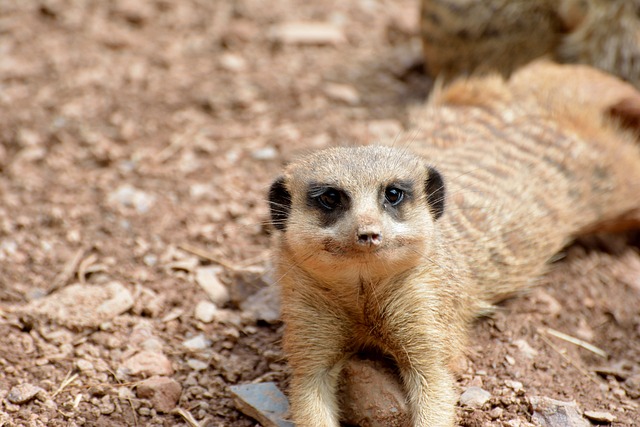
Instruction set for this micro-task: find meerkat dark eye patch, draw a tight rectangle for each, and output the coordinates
[308,184,350,227]
[425,166,445,220]
[268,177,291,231]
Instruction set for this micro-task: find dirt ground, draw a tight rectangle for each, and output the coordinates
[0,1,639,426]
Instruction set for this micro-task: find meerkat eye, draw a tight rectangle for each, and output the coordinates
[384,187,404,206]
[318,188,343,211]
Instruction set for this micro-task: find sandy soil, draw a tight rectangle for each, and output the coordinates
[0,1,638,426]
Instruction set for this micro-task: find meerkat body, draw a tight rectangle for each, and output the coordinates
[421,0,640,87]
[268,62,640,426]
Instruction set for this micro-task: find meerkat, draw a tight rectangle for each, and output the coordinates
[420,0,640,87]
[267,61,640,427]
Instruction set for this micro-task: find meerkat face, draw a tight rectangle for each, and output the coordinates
[269,146,445,283]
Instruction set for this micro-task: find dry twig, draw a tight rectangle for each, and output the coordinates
[171,407,202,427]
[541,327,608,358]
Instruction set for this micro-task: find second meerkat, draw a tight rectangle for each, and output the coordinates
[420,0,640,87]
[269,62,640,427]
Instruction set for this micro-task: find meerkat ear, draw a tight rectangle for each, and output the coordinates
[425,166,445,220]
[268,176,291,231]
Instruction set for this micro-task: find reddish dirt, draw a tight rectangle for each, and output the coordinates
[0,1,638,426]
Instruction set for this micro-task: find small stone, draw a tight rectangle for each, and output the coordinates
[7,383,46,404]
[136,376,182,413]
[624,374,640,398]
[323,83,360,105]
[529,396,589,427]
[25,282,134,329]
[76,359,94,372]
[505,355,516,365]
[584,411,616,423]
[459,386,491,408]
[194,301,218,323]
[108,184,156,214]
[489,407,504,419]
[182,334,211,351]
[229,382,294,427]
[194,267,230,306]
[123,351,174,376]
[339,356,409,427]
[514,339,539,359]
[219,53,247,72]
[240,286,281,324]
[505,380,524,393]
[268,22,346,45]
[186,359,209,371]
[251,146,278,161]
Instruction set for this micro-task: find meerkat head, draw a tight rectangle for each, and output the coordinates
[268,146,445,282]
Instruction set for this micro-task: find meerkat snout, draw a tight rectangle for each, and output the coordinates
[355,229,382,247]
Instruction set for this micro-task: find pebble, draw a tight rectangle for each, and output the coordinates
[529,396,589,427]
[459,386,491,408]
[186,359,209,371]
[136,376,182,413]
[76,359,94,372]
[25,281,134,329]
[584,411,616,423]
[123,350,174,376]
[194,300,218,323]
[229,382,294,427]
[489,407,504,419]
[268,21,346,45]
[7,383,46,404]
[514,339,538,359]
[194,266,230,306]
[182,334,212,351]
[108,184,156,214]
[624,373,640,398]
[323,83,360,105]
[251,146,278,161]
[505,380,524,393]
[339,357,409,427]
[240,286,281,324]
[219,53,247,72]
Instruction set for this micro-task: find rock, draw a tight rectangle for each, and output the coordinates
[219,53,247,72]
[229,382,294,427]
[123,350,174,376]
[26,282,134,329]
[623,373,640,398]
[108,184,156,214]
[186,359,208,371]
[529,396,589,427]
[240,285,281,324]
[7,383,46,404]
[514,339,539,359]
[251,146,278,161]
[136,376,182,413]
[227,266,272,305]
[505,380,524,394]
[459,386,491,408]
[268,22,346,45]
[182,334,212,351]
[194,300,218,323]
[76,359,94,372]
[338,356,409,427]
[584,411,616,423]
[194,266,230,306]
[323,83,360,105]
[489,407,504,419]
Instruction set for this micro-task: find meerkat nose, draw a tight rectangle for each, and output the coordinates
[356,230,383,247]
